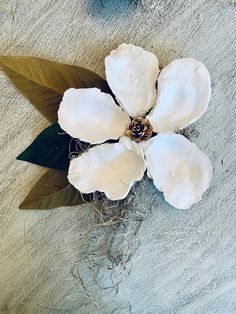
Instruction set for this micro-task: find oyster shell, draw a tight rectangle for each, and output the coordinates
[147,58,211,133]
[58,88,130,144]
[142,133,212,209]
[68,136,145,200]
[105,43,160,118]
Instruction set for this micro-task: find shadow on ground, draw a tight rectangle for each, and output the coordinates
[86,0,137,18]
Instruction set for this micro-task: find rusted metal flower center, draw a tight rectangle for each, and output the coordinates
[126,117,153,142]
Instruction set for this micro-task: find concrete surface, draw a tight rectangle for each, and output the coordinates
[0,0,236,313]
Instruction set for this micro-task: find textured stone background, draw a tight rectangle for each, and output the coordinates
[0,0,236,313]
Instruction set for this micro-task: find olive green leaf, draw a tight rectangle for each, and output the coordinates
[17,123,74,171]
[19,169,93,210]
[0,55,112,122]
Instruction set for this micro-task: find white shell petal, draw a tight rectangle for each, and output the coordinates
[142,134,212,209]
[58,88,130,144]
[147,58,211,133]
[105,43,159,118]
[68,136,145,200]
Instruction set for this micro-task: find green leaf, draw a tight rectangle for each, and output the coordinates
[0,55,112,122]
[17,123,73,171]
[19,169,93,209]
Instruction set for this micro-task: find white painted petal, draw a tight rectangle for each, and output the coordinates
[105,43,159,118]
[68,136,145,200]
[58,88,130,144]
[147,58,211,133]
[142,134,212,209]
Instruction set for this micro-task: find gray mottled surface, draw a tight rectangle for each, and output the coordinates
[0,0,236,313]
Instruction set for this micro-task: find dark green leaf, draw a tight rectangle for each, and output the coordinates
[17,123,72,171]
[0,56,112,122]
[19,169,93,210]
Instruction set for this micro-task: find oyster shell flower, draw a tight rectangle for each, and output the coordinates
[58,43,212,209]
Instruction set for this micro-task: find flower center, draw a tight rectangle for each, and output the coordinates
[126,117,153,142]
